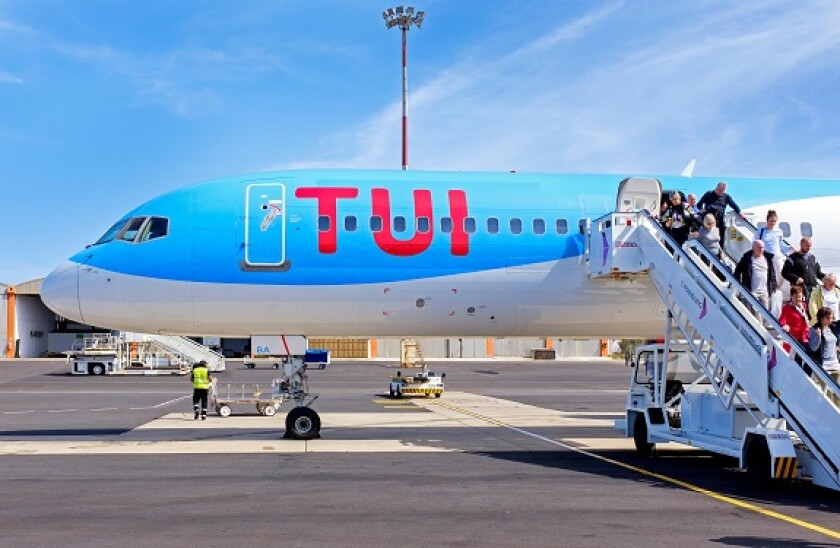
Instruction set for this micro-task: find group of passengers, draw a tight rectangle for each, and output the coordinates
[655,181,840,400]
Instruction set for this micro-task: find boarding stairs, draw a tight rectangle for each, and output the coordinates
[590,210,840,489]
[139,334,225,371]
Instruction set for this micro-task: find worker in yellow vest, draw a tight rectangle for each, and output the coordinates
[191,360,212,420]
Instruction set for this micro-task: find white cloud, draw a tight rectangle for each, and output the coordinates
[0,70,22,84]
[295,2,840,178]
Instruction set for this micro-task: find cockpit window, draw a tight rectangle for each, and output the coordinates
[118,217,147,242]
[94,219,129,245]
[139,217,169,242]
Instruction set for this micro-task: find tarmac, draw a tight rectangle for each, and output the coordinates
[0,358,838,547]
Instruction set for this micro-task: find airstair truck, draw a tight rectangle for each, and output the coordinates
[620,343,800,485]
[595,178,839,491]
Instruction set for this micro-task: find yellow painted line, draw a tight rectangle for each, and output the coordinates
[431,400,840,541]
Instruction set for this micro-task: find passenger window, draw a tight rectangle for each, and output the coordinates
[487,217,499,234]
[417,217,430,234]
[318,215,331,232]
[556,219,568,235]
[118,217,147,242]
[440,217,453,233]
[95,219,129,245]
[510,218,522,235]
[394,216,406,233]
[344,216,357,232]
[779,222,791,238]
[533,219,546,235]
[370,216,383,232]
[139,217,169,242]
[801,222,813,238]
[464,217,476,233]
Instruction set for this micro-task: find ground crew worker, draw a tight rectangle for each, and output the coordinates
[191,360,212,420]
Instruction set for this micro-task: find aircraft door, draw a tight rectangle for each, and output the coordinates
[616,177,662,214]
[243,183,289,271]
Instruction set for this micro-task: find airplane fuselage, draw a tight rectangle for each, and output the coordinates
[40,170,840,338]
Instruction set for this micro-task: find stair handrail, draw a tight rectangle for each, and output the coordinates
[642,212,836,391]
[681,237,840,403]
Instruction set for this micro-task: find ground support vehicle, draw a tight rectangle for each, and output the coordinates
[66,334,191,376]
[389,368,445,398]
[618,343,822,487]
[211,380,284,417]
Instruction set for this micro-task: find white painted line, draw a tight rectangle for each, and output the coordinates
[136,412,463,430]
[0,440,458,455]
[0,395,188,415]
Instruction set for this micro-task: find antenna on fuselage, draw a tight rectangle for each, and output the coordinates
[680,159,696,178]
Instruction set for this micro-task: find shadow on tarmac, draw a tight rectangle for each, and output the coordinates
[469,449,840,513]
[710,536,840,547]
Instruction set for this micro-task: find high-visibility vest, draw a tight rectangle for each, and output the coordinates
[192,366,211,390]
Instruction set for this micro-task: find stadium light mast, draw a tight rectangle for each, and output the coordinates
[382,6,425,170]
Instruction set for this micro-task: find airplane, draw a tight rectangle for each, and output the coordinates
[38,168,840,439]
[40,169,840,341]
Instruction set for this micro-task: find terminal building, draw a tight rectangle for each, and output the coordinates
[1,279,608,360]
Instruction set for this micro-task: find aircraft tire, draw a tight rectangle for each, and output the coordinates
[285,407,320,440]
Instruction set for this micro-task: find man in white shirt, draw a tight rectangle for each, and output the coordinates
[735,240,777,316]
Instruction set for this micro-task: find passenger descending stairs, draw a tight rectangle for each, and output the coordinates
[590,211,840,489]
[129,333,226,371]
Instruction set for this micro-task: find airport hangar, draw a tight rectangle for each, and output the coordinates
[0,279,610,360]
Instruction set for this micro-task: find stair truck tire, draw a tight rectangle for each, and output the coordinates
[217,404,232,418]
[90,363,105,376]
[745,435,772,488]
[263,404,277,417]
[285,407,321,440]
[633,413,654,458]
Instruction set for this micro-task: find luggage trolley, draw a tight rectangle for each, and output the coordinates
[211,379,284,417]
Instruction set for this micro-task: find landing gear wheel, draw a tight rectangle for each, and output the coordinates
[285,407,321,440]
[217,404,232,418]
[745,437,772,488]
[263,405,277,417]
[633,414,654,458]
[90,363,105,376]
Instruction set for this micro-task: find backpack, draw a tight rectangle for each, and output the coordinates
[807,330,824,365]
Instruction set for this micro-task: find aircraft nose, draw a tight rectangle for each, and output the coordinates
[41,261,83,323]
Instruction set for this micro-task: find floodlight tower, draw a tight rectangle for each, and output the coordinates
[382,6,425,170]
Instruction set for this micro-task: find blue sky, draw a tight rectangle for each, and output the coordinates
[2,1,840,283]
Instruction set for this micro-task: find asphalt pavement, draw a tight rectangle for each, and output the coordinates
[0,358,838,547]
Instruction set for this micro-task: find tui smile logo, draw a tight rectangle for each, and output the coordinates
[681,281,707,319]
[601,232,609,267]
